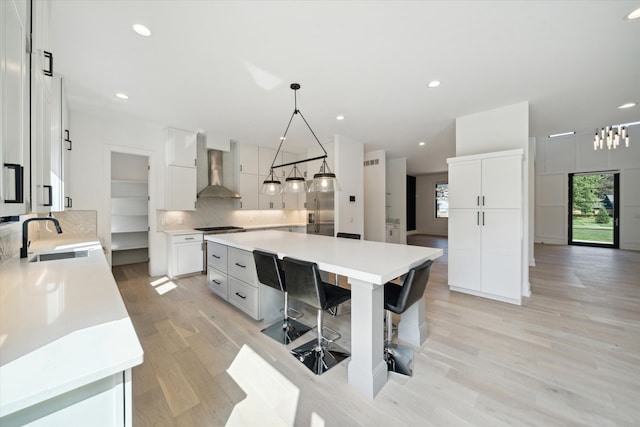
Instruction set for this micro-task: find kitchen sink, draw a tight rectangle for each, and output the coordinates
[30,250,89,262]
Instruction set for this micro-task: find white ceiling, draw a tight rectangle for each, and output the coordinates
[51,1,640,175]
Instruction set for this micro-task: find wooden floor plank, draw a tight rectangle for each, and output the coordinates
[113,237,640,426]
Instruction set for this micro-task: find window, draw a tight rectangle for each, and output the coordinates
[435,183,448,218]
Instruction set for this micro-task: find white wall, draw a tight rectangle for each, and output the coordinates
[535,125,640,250]
[386,157,407,243]
[415,172,448,237]
[455,101,530,296]
[364,150,386,242]
[456,102,529,157]
[334,134,364,237]
[70,108,165,276]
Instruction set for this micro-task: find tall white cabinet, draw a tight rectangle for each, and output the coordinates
[1,0,30,216]
[447,149,524,305]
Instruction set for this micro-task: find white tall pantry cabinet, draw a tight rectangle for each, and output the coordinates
[447,149,524,305]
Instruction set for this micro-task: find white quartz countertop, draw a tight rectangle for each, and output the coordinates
[0,238,143,417]
[206,230,442,284]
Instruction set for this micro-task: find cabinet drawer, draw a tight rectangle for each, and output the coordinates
[207,241,227,272]
[228,277,259,319]
[171,233,202,244]
[228,248,257,286]
[207,268,228,300]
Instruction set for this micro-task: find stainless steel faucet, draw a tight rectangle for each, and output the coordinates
[21,217,63,258]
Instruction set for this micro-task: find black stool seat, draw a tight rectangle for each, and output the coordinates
[283,256,351,375]
[253,250,311,345]
[383,259,433,376]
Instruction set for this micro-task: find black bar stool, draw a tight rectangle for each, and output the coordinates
[253,250,311,345]
[336,232,361,240]
[282,256,351,375]
[384,259,433,376]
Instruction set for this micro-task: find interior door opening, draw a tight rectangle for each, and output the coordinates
[568,172,619,248]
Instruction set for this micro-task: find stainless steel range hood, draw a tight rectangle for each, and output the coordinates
[197,149,241,199]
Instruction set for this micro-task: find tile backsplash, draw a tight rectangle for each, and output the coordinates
[158,198,306,231]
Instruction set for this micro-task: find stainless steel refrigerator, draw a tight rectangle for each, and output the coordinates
[306,187,334,236]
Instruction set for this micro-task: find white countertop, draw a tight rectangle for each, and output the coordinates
[0,238,143,417]
[206,230,442,284]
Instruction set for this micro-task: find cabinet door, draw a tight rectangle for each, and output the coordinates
[32,72,53,213]
[166,165,196,211]
[61,77,72,208]
[448,160,481,209]
[237,143,259,175]
[481,155,522,209]
[1,0,28,216]
[175,241,203,276]
[480,209,522,301]
[50,75,64,211]
[166,128,197,168]
[258,146,277,176]
[447,209,481,291]
[236,173,259,210]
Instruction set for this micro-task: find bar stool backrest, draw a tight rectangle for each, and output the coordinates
[390,259,434,314]
[282,257,324,310]
[336,232,361,240]
[253,249,286,293]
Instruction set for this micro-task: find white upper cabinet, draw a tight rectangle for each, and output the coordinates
[448,151,522,210]
[166,127,197,168]
[237,143,259,175]
[258,146,276,176]
[1,0,29,216]
[448,160,481,209]
[165,165,197,211]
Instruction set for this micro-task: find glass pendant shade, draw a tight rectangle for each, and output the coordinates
[284,165,308,193]
[310,160,341,192]
[260,170,282,195]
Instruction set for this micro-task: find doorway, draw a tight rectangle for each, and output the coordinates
[568,172,619,248]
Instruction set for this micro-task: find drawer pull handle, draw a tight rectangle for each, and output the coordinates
[184,237,195,240]
[235,262,246,268]
[212,279,221,285]
[211,254,220,259]
[235,292,246,299]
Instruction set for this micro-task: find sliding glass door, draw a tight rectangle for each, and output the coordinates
[568,172,619,248]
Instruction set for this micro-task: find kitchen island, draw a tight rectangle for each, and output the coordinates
[0,239,143,426]
[205,230,443,398]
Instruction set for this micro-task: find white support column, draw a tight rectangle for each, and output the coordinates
[397,297,428,347]
[347,278,387,398]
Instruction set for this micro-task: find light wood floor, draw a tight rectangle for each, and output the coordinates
[113,237,640,427]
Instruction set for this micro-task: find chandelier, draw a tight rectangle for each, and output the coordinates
[594,125,629,150]
[261,83,340,195]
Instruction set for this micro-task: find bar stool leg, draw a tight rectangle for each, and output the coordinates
[384,310,415,376]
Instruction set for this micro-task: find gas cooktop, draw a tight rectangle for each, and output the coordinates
[194,226,246,234]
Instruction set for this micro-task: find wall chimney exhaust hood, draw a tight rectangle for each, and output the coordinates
[197,149,241,199]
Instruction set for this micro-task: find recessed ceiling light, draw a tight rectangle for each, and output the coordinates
[427,80,440,88]
[133,24,151,37]
[116,93,129,100]
[418,141,426,146]
[336,115,344,121]
[627,7,640,20]
[618,102,636,109]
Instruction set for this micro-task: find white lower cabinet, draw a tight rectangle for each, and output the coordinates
[1,369,132,427]
[167,232,203,278]
[205,241,282,321]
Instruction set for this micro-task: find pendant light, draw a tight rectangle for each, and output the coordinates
[284,164,307,193]
[260,83,340,194]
